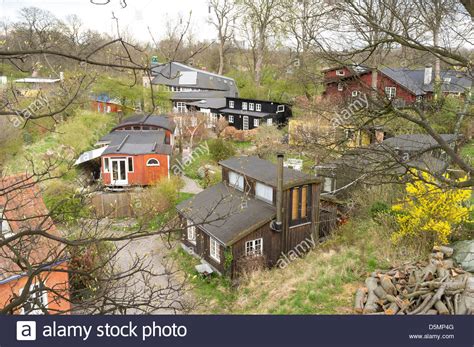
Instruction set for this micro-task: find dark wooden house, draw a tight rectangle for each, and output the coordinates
[176,155,322,276]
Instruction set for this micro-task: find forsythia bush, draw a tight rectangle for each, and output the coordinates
[391,171,472,246]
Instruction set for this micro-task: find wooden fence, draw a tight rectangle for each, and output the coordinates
[90,191,141,218]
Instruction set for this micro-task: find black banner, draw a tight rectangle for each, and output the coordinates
[4,315,473,347]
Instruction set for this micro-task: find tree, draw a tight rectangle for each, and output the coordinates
[391,171,471,249]
[209,0,239,75]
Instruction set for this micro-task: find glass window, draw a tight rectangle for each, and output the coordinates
[245,238,263,256]
[103,157,110,173]
[254,119,259,127]
[228,171,244,191]
[336,69,345,76]
[242,102,248,110]
[385,87,396,100]
[228,115,234,123]
[256,104,262,111]
[277,105,285,112]
[146,158,160,166]
[128,157,134,172]
[290,185,312,226]
[267,118,273,126]
[210,238,220,262]
[187,219,196,245]
[249,103,254,111]
[337,83,343,91]
[20,282,48,315]
[255,182,273,203]
[229,100,234,108]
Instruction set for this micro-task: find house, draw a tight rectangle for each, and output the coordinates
[91,93,123,114]
[187,97,292,130]
[75,114,175,188]
[314,134,459,197]
[0,174,70,314]
[176,155,322,276]
[322,65,472,105]
[14,75,63,97]
[150,61,238,113]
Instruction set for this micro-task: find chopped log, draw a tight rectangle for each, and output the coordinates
[445,296,454,315]
[384,302,399,315]
[437,267,450,280]
[408,294,433,315]
[443,259,455,269]
[433,246,454,258]
[363,278,379,314]
[403,289,430,299]
[354,287,367,313]
[431,252,444,261]
[419,284,447,314]
[434,300,449,315]
[423,309,438,315]
[374,286,387,300]
[457,277,474,315]
[381,275,397,295]
[454,294,460,314]
[421,263,437,281]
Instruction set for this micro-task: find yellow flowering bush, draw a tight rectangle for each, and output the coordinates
[391,171,472,247]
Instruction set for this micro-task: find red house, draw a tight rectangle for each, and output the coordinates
[96,115,175,188]
[322,65,471,105]
[0,174,70,314]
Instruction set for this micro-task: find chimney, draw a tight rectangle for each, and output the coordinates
[424,64,432,85]
[271,154,284,232]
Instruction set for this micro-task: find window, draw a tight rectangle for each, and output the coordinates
[352,90,359,97]
[249,103,254,111]
[103,157,110,173]
[128,157,134,172]
[20,282,48,315]
[277,105,285,112]
[242,102,248,110]
[336,69,345,76]
[337,83,343,91]
[245,238,263,256]
[255,182,273,203]
[1,208,13,238]
[228,171,244,191]
[210,237,220,262]
[176,102,187,113]
[290,185,312,226]
[187,219,196,245]
[229,100,235,108]
[146,158,160,166]
[253,119,259,127]
[228,115,234,123]
[266,118,273,126]
[385,87,396,100]
[256,104,262,111]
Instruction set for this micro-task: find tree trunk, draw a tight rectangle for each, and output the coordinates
[433,28,441,100]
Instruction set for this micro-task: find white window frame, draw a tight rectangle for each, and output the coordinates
[186,219,196,245]
[242,102,248,110]
[336,69,345,76]
[337,83,343,91]
[229,100,235,108]
[256,104,262,111]
[323,177,333,193]
[228,115,234,123]
[266,118,273,126]
[253,119,259,127]
[245,238,263,256]
[249,103,254,111]
[277,105,285,112]
[255,182,273,203]
[228,171,244,191]
[20,282,48,315]
[352,90,359,97]
[385,87,396,100]
[210,237,220,262]
[146,158,160,167]
[176,102,187,113]
[103,157,110,173]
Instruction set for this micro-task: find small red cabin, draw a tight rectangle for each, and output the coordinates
[95,115,175,188]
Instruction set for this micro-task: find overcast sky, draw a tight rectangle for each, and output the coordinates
[1,0,216,42]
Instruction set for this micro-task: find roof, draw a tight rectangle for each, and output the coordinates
[382,134,458,152]
[14,77,61,84]
[219,156,319,188]
[113,114,176,132]
[380,68,471,95]
[101,131,172,155]
[176,182,276,245]
[0,174,64,282]
[185,98,227,109]
[151,61,238,96]
[217,108,273,118]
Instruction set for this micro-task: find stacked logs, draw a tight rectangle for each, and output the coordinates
[354,246,474,315]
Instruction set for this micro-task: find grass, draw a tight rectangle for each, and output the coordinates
[461,141,473,163]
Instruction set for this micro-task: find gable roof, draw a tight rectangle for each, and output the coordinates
[0,174,65,282]
[219,156,319,189]
[101,131,172,155]
[381,134,459,152]
[176,182,276,245]
[151,61,238,94]
[112,114,176,132]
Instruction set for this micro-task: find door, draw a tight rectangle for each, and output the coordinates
[243,116,249,130]
[111,158,128,185]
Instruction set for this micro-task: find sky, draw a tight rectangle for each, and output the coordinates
[0,0,216,42]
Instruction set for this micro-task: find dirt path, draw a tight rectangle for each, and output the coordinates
[180,175,203,194]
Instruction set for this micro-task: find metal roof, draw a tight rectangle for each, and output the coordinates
[176,182,276,245]
[381,134,458,152]
[185,98,227,109]
[217,108,273,118]
[14,77,61,83]
[219,156,319,188]
[113,114,176,132]
[101,131,172,155]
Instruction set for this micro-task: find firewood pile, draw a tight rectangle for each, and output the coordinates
[354,246,474,315]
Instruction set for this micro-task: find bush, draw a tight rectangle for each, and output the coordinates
[370,201,390,219]
[208,138,236,162]
[43,180,89,223]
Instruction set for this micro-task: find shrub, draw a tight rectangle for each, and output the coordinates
[43,180,89,223]
[370,201,390,219]
[391,171,471,249]
[208,138,236,162]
